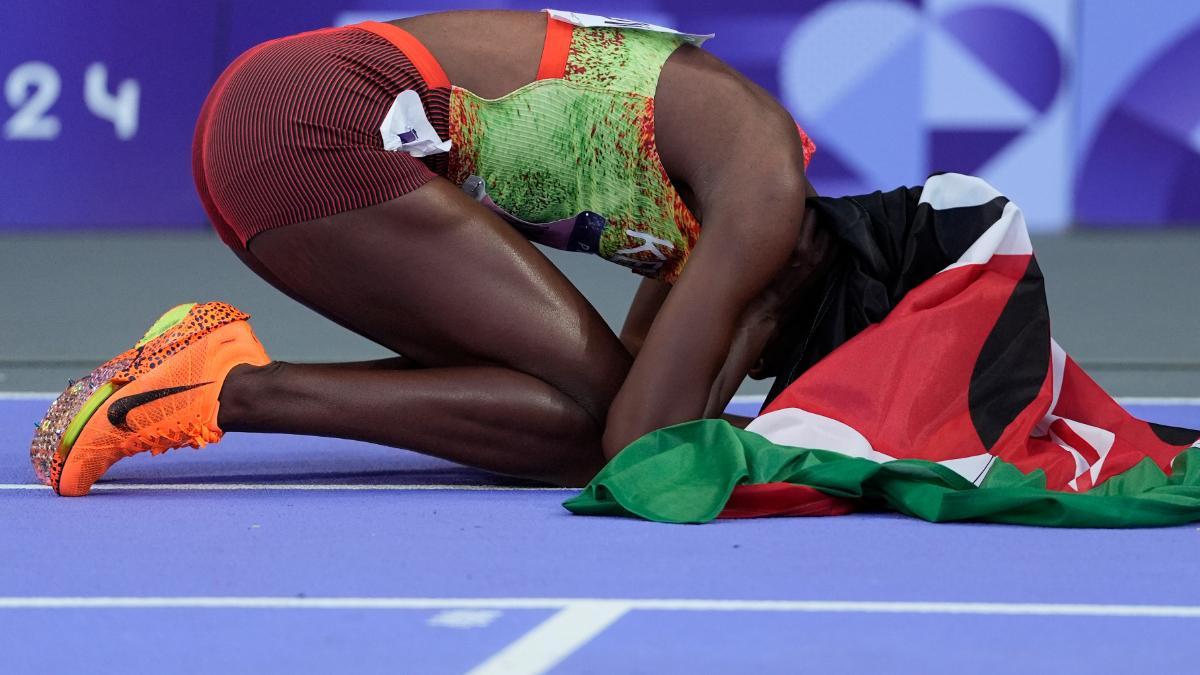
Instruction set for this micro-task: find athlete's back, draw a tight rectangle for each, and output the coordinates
[394,10,549,99]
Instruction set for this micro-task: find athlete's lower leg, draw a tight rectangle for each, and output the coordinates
[217,361,606,486]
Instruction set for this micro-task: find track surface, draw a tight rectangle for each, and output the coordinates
[3,396,1199,674]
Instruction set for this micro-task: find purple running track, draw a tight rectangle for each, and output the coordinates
[2,397,1199,674]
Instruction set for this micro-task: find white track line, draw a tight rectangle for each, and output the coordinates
[733,394,1200,407]
[6,393,1198,406]
[7,392,1200,405]
[0,483,570,492]
[467,601,630,675]
[1116,397,1200,406]
[0,596,1198,618]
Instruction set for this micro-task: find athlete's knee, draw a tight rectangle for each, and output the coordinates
[549,351,631,432]
[551,419,607,487]
[513,384,607,486]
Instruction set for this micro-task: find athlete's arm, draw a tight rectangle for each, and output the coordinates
[602,74,808,457]
[704,207,834,407]
[620,278,671,357]
[602,178,804,456]
[620,263,797,432]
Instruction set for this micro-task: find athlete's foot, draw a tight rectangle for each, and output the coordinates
[30,302,270,496]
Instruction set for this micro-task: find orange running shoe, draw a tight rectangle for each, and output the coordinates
[30,302,270,496]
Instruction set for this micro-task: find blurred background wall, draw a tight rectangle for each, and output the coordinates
[3,0,1199,395]
[6,0,1200,231]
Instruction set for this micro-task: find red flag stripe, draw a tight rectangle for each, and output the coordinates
[1050,418,1101,466]
[719,483,857,519]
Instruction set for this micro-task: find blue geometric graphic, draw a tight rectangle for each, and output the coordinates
[1,0,1197,230]
[1076,12,1200,225]
[778,0,1071,230]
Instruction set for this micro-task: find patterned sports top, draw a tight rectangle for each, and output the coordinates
[366,11,815,283]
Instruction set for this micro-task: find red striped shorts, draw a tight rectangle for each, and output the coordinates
[192,23,451,248]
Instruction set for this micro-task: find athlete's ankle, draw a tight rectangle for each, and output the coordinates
[216,361,276,430]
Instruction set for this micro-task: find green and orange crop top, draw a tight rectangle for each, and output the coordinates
[363,10,815,283]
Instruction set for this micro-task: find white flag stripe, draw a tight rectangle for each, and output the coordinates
[938,454,996,485]
[1064,419,1115,484]
[1055,436,1092,488]
[746,407,883,459]
[1049,339,1067,414]
[748,407,999,484]
[919,172,1003,210]
[1032,340,1069,437]
[940,201,1033,273]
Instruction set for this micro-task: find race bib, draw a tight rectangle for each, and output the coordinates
[379,89,451,157]
[543,9,714,46]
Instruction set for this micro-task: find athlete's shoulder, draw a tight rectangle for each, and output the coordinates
[657,46,806,185]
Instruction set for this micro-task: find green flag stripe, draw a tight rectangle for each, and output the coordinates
[563,419,1200,527]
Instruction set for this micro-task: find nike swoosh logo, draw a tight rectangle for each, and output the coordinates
[107,382,212,429]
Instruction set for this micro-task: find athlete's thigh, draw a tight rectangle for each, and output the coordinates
[245,177,632,421]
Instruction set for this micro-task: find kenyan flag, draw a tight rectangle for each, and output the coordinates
[566,174,1200,527]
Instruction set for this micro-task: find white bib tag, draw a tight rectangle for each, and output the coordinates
[379,90,451,157]
[543,9,714,46]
